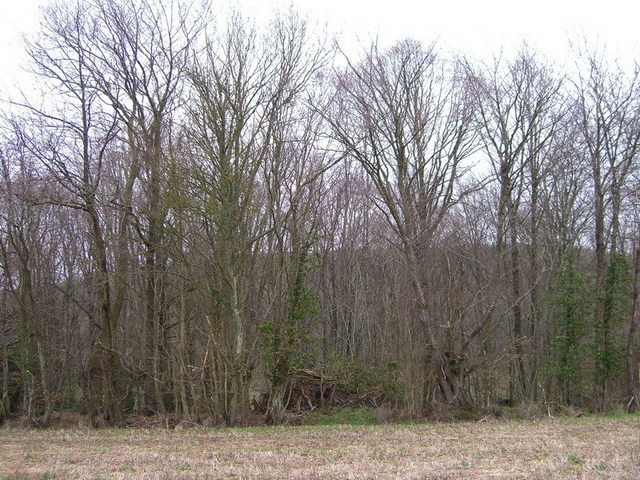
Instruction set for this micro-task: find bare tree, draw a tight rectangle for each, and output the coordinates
[573,51,640,409]
[327,39,479,409]
[182,11,328,423]
[77,0,206,414]
[20,1,137,425]
[0,132,55,426]
[467,48,563,401]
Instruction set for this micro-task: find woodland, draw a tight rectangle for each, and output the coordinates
[0,0,639,427]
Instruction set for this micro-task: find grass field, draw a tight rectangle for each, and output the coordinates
[1,415,639,479]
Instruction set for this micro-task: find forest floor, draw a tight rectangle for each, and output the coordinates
[1,414,639,479]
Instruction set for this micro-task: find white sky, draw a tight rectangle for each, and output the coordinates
[240,0,640,62]
[1,0,639,99]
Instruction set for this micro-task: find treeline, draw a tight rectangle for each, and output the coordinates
[0,0,639,427]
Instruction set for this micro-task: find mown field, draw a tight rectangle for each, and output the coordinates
[1,415,639,479]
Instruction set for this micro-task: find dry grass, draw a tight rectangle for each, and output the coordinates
[1,415,639,479]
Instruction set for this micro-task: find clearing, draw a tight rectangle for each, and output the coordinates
[1,415,639,479]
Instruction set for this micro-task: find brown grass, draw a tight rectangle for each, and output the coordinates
[1,415,639,479]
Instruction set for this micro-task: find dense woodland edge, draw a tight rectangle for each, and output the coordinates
[1,0,639,428]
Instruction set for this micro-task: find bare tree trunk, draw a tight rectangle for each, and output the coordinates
[83,205,123,426]
[626,243,640,412]
[0,330,8,422]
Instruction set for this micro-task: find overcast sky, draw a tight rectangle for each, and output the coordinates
[1,0,639,98]
[240,0,640,60]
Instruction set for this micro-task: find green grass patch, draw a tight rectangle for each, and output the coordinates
[303,407,378,426]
